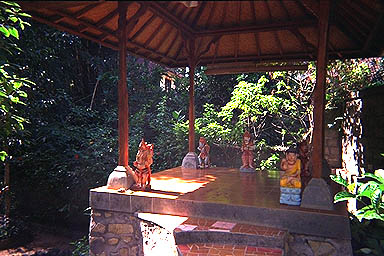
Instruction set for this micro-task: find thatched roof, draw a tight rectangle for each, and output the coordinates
[19,1,384,68]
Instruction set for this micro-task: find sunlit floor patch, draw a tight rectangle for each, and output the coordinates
[137,212,188,231]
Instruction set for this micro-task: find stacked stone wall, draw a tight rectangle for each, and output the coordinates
[89,209,143,256]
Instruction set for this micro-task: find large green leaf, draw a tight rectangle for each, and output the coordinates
[334,191,355,203]
[371,188,383,209]
[365,172,384,185]
[358,183,377,198]
[0,25,10,37]
[8,26,19,39]
[330,174,349,187]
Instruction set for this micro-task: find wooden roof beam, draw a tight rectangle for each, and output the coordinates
[279,0,314,58]
[234,1,241,59]
[145,1,194,37]
[203,2,216,29]
[191,1,207,28]
[333,16,364,47]
[73,3,100,19]
[250,2,261,57]
[363,13,384,53]
[162,30,180,59]
[20,1,93,10]
[205,64,309,75]
[299,0,319,19]
[95,8,119,28]
[195,19,316,37]
[264,1,284,56]
[129,13,156,41]
[143,20,166,48]
[98,5,146,42]
[29,12,118,50]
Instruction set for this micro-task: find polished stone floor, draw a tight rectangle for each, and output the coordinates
[149,166,346,216]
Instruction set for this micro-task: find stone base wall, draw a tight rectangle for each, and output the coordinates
[89,209,143,256]
[286,233,352,256]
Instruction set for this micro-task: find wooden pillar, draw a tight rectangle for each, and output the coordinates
[187,38,196,153]
[312,0,330,178]
[118,2,129,167]
[188,64,196,152]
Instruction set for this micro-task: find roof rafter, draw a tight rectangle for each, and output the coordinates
[279,0,314,58]
[195,19,316,37]
[191,1,207,28]
[264,1,283,56]
[250,1,261,57]
[145,1,194,37]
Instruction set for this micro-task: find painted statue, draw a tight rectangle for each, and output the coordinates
[133,138,154,191]
[279,145,302,205]
[280,146,301,188]
[240,131,255,172]
[197,137,210,168]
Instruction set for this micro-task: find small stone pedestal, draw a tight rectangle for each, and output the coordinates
[301,178,334,210]
[280,187,301,206]
[182,152,198,169]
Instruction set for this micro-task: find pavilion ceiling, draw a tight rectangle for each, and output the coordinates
[19,1,384,68]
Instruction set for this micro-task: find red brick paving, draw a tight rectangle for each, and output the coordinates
[174,216,286,239]
[177,243,283,256]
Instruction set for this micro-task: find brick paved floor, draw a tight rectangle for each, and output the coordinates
[174,216,286,239]
[177,243,283,256]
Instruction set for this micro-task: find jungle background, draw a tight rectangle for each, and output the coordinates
[1,2,384,255]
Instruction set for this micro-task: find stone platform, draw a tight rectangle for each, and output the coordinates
[89,167,352,255]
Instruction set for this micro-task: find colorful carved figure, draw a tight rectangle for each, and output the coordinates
[133,138,154,191]
[197,137,210,168]
[279,145,302,205]
[240,131,255,172]
[280,146,301,188]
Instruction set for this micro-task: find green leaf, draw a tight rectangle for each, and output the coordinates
[9,16,18,23]
[359,248,372,254]
[358,184,377,198]
[1,1,21,7]
[0,25,10,37]
[0,151,7,162]
[330,174,349,187]
[8,27,19,39]
[362,209,383,220]
[365,172,384,184]
[334,191,355,203]
[371,188,382,209]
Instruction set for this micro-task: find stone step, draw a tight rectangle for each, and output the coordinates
[177,243,283,256]
[173,216,287,254]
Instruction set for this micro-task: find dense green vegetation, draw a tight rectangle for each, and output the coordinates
[1,1,384,254]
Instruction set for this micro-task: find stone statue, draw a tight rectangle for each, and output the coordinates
[240,131,255,172]
[197,137,210,168]
[279,145,302,205]
[133,138,154,191]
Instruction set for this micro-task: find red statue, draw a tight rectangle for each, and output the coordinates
[240,131,255,170]
[133,138,154,191]
[197,137,210,168]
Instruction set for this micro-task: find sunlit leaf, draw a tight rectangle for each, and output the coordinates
[365,172,384,184]
[8,26,19,39]
[0,25,10,37]
[330,174,348,187]
[334,191,355,203]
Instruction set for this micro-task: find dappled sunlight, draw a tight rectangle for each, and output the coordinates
[138,212,188,231]
[129,191,178,199]
[150,174,217,194]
